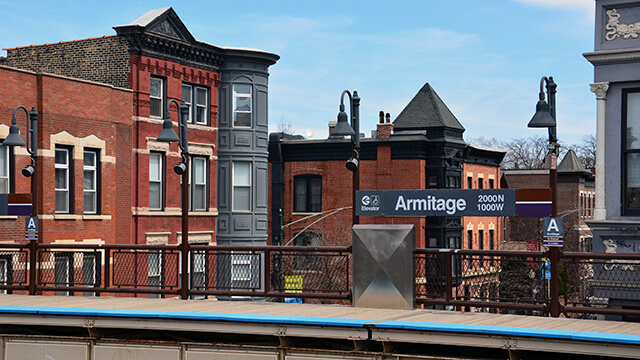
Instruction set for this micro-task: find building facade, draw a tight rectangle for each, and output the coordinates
[0,65,132,245]
[501,150,595,252]
[269,84,505,249]
[583,0,640,316]
[2,8,279,248]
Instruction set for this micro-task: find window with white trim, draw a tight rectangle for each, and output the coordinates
[82,252,98,296]
[191,247,207,293]
[231,251,259,290]
[192,157,208,211]
[150,77,165,118]
[180,156,208,211]
[54,252,73,296]
[0,145,8,194]
[149,152,164,210]
[182,84,209,125]
[233,84,252,127]
[232,161,251,211]
[148,250,163,299]
[0,256,9,294]
[83,149,99,214]
[55,147,71,213]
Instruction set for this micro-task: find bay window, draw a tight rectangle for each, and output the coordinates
[233,84,252,127]
[232,162,251,211]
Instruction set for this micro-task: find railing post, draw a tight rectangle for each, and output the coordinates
[104,247,111,291]
[181,241,189,299]
[445,251,453,303]
[28,239,37,295]
[264,247,271,295]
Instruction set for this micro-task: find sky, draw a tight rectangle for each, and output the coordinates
[1,0,597,146]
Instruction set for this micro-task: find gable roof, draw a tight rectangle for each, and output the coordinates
[558,149,587,173]
[393,83,465,131]
[114,7,197,44]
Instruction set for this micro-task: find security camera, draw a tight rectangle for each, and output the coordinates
[22,165,34,177]
[346,157,358,172]
[174,161,187,175]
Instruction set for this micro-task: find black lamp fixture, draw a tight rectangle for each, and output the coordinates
[4,106,38,180]
[331,90,361,171]
[155,99,191,299]
[527,75,560,318]
[528,76,558,143]
[330,90,361,224]
[4,105,38,295]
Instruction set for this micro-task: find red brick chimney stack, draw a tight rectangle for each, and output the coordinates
[377,111,393,139]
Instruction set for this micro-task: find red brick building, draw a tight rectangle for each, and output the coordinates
[462,145,506,251]
[269,84,505,249]
[0,65,132,244]
[501,150,595,251]
[2,7,278,250]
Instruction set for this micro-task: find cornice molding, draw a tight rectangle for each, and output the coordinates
[125,34,224,72]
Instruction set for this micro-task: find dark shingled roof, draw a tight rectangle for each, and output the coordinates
[393,83,465,131]
[558,149,586,173]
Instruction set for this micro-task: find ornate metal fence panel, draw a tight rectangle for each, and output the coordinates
[111,247,179,291]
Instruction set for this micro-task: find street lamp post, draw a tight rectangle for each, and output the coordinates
[330,90,361,225]
[3,105,39,295]
[156,99,190,299]
[527,75,560,317]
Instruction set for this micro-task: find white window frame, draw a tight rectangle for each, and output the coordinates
[0,257,8,294]
[231,252,253,289]
[149,152,164,210]
[150,77,165,118]
[55,147,71,214]
[233,84,252,128]
[191,157,207,211]
[182,84,209,125]
[232,161,252,211]
[83,150,98,214]
[148,250,163,298]
[0,145,8,194]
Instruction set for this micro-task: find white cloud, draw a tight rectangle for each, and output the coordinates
[516,0,595,17]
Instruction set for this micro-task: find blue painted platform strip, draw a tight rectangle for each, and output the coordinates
[1,305,638,345]
[0,306,374,328]
[375,320,640,345]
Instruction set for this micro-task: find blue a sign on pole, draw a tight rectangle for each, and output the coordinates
[25,216,38,233]
[543,217,563,247]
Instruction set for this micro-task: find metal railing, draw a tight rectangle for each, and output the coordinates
[0,243,351,301]
[0,242,638,318]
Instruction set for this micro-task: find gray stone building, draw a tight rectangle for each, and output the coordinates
[584,0,640,317]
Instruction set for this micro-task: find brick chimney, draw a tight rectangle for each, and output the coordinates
[329,120,340,138]
[377,112,393,139]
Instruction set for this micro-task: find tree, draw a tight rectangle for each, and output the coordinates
[574,134,596,169]
[277,116,294,135]
[468,134,595,170]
